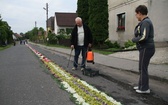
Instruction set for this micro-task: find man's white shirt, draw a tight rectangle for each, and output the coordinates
[77,25,84,46]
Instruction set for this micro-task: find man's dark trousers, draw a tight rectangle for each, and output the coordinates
[73,46,87,68]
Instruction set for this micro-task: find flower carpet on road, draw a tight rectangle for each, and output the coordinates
[27,44,122,105]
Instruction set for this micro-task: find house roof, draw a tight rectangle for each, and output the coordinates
[14,33,22,38]
[55,12,77,27]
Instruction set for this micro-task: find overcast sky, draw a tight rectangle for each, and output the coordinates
[0,0,77,34]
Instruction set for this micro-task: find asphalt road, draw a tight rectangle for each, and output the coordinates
[0,44,74,105]
[31,44,168,105]
[0,44,167,105]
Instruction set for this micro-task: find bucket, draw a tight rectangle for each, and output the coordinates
[86,48,94,64]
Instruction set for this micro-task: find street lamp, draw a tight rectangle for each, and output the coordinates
[43,3,48,37]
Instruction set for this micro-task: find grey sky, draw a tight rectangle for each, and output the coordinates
[0,0,77,33]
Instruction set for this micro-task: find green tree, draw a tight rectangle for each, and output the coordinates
[39,27,45,35]
[25,27,45,42]
[0,15,13,45]
[25,27,38,41]
[38,27,45,42]
[0,27,7,44]
[77,0,89,25]
[88,0,108,47]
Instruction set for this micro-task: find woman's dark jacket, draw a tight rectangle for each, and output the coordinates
[132,17,155,49]
[71,24,93,48]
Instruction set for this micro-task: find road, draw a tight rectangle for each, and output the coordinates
[0,44,74,105]
[0,43,167,105]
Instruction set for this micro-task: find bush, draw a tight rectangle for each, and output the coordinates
[47,33,58,44]
[56,34,70,40]
[124,40,135,48]
[104,40,113,48]
[104,39,120,48]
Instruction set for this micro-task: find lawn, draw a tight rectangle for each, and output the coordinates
[0,45,11,51]
[46,44,120,55]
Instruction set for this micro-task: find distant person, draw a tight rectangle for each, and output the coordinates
[13,40,16,46]
[132,5,155,94]
[23,40,25,45]
[25,39,28,44]
[20,40,22,44]
[70,17,93,71]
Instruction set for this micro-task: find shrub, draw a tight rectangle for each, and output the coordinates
[47,33,58,44]
[56,34,70,40]
[113,41,120,48]
[124,40,135,48]
[104,40,113,48]
[104,39,120,48]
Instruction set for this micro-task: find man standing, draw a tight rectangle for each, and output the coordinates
[132,5,155,94]
[71,17,93,70]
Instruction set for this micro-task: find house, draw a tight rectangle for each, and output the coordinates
[47,16,54,33]
[108,0,168,47]
[53,12,77,34]
[13,33,22,39]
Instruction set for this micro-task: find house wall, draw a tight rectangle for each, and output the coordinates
[108,0,168,47]
[54,16,74,35]
[148,0,168,42]
[57,27,73,35]
[54,16,59,34]
[47,17,54,32]
[108,0,148,46]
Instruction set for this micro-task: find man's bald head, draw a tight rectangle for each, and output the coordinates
[75,17,83,27]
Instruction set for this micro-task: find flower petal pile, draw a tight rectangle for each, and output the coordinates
[27,45,122,105]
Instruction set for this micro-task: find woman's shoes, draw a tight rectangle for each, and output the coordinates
[136,89,150,94]
[133,86,138,90]
[133,86,150,94]
[72,67,77,70]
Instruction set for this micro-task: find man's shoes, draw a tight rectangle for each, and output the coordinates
[81,68,85,71]
[72,67,77,70]
[136,89,150,94]
[133,86,139,90]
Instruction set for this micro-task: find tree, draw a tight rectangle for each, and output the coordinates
[25,27,45,42]
[38,27,45,42]
[0,15,13,45]
[77,0,89,25]
[25,27,38,42]
[88,0,109,47]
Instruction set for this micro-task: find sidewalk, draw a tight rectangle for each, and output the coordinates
[32,43,168,80]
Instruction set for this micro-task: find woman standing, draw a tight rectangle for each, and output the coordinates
[132,5,155,94]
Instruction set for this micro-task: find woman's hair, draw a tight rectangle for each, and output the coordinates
[135,5,148,15]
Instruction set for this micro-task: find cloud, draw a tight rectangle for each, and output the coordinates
[0,0,77,33]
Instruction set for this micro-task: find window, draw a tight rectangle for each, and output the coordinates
[117,13,125,31]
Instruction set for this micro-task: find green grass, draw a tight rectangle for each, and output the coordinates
[38,44,122,55]
[92,49,114,55]
[42,43,122,55]
[93,47,123,55]
[0,45,12,51]
[45,44,70,49]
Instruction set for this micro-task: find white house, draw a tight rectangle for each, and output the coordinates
[54,12,77,34]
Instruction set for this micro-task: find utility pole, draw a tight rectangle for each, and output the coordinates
[35,21,37,27]
[43,3,48,37]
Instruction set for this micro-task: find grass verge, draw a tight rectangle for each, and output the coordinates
[34,43,123,55]
[0,45,12,51]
